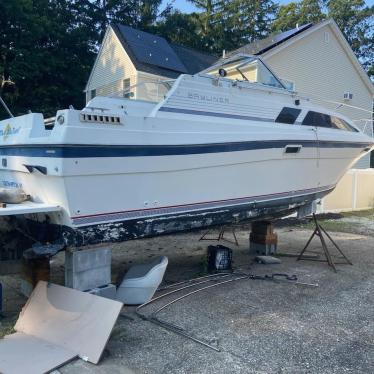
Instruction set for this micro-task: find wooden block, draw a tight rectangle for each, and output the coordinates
[251,221,273,235]
[250,232,278,244]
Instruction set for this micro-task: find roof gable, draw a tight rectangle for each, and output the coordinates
[258,20,373,95]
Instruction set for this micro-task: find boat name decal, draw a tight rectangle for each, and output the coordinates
[1,124,21,140]
[188,92,229,104]
[2,180,22,188]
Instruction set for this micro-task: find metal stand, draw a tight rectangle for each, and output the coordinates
[297,214,352,272]
[199,226,239,246]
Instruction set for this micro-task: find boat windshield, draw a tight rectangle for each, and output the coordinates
[203,56,286,90]
[111,79,175,103]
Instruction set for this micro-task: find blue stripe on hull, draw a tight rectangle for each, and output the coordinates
[0,140,371,158]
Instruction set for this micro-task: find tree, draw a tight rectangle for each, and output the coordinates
[186,0,278,53]
[85,0,165,41]
[156,11,206,50]
[218,0,278,51]
[0,0,95,118]
[272,0,325,32]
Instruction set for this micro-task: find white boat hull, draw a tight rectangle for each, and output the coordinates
[0,72,372,246]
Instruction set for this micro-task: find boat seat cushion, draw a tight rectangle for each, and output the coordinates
[123,256,167,280]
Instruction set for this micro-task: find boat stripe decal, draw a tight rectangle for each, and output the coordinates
[71,184,334,226]
[0,141,371,158]
[159,106,275,122]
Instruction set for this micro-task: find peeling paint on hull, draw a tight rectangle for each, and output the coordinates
[12,188,331,248]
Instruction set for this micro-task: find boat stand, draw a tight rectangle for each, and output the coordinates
[297,214,352,272]
[199,226,239,246]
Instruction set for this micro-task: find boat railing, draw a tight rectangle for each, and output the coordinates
[352,119,374,137]
[110,79,175,103]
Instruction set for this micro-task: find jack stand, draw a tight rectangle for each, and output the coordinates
[199,226,239,246]
[297,214,352,272]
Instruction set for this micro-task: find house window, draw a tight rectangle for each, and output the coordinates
[324,31,330,43]
[123,78,132,98]
[91,89,96,99]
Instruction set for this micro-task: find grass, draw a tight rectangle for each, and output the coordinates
[293,208,374,234]
[0,317,16,339]
[341,209,374,219]
[298,219,351,233]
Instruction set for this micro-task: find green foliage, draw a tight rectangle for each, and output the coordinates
[156,11,206,50]
[0,0,95,117]
[185,0,278,52]
[272,0,326,32]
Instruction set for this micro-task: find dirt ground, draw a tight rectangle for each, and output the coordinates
[0,210,373,373]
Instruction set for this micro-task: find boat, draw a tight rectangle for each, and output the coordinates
[0,54,373,246]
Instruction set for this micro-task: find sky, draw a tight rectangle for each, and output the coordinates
[162,0,374,13]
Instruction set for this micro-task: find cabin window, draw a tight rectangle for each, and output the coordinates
[330,116,358,132]
[302,111,358,132]
[123,78,132,98]
[275,107,301,124]
[204,56,285,89]
[280,79,295,91]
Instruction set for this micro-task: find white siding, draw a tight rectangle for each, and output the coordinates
[264,23,373,168]
[86,27,137,102]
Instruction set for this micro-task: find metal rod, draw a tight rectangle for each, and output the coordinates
[152,276,251,316]
[0,96,14,118]
[148,316,221,352]
[137,275,231,313]
[158,273,231,291]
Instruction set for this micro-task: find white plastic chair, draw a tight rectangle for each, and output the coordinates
[116,256,168,305]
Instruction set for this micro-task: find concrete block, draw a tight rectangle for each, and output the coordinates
[65,247,111,291]
[86,284,117,300]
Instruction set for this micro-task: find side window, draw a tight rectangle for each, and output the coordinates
[275,107,302,124]
[314,112,331,128]
[331,116,358,132]
[302,111,316,127]
[302,111,332,128]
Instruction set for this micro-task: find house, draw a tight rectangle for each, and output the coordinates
[230,19,374,168]
[85,24,217,103]
[86,20,373,168]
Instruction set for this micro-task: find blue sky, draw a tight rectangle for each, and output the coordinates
[162,0,374,13]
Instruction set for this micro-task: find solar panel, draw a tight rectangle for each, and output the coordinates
[231,23,313,56]
[117,25,188,73]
